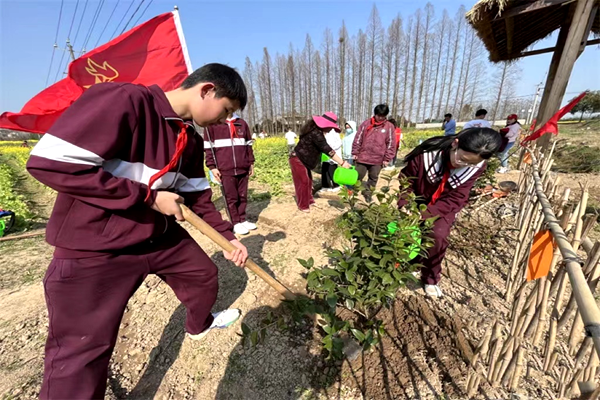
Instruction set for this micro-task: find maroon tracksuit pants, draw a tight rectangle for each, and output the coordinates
[289,155,315,211]
[39,227,217,399]
[221,173,249,224]
[419,214,454,285]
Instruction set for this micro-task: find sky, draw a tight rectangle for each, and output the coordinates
[1,0,599,113]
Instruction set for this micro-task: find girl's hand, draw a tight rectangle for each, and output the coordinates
[341,161,351,169]
[224,239,248,267]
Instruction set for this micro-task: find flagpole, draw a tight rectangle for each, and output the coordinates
[172,5,193,74]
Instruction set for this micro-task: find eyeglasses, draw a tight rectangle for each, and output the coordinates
[453,149,480,167]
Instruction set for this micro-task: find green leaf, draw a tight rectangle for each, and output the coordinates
[251,331,259,346]
[297,258,309,269]
[326,295,338,309]
[382,274,394,285]
[345,269,355,282]
[321,268,340,277]
[348,285,357,295]
[241,323,251,336]
[351,329,366,342]
[345,299,355,310]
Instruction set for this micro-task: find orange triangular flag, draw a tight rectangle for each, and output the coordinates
[527,230,554,281]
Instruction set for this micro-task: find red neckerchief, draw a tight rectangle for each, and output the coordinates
[367,117,385,134]
[429,162,452,205]
[226,119,239,138]
[145,120,189,202]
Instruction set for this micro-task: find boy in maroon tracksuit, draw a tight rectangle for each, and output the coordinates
[26,64,249,399]
[352,104,396,202]
[204,115,256,235]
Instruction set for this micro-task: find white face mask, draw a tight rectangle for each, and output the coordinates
[345,128,353,134]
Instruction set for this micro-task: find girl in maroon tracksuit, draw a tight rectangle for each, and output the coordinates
[289,112,351,212]
[398,128,502,298]
[204,115,256,235]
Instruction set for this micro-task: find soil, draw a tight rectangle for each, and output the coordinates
[0,165,598,399]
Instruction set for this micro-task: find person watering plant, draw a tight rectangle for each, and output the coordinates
[289,112,351,212]
[398,128,502,298]
[497,114,522,174]
[319,128,343,193]
[352,104,396,202]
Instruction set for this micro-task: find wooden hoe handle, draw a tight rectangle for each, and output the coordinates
[181,205,296,301]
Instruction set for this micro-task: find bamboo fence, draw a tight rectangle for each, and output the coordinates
[466,146,600,398]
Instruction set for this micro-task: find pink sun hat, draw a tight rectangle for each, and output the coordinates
[312,111,341,132]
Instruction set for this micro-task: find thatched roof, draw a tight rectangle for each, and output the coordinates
[467,0,600,62]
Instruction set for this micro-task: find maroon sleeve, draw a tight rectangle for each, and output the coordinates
[243,120,255,164]
[383,121,396,163]
[26,83,154,211]
[182,137,235,241]
[397,154,421,209]
[425,165,484,218]
[203,127,217,170]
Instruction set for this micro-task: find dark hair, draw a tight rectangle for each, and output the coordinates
[405,128,502,171]
[374,104,390,117]
[475,109,487,117]
[181,63,248,110]
[299,119,321,136]
[388,118,397,127]
[444,113,452,118]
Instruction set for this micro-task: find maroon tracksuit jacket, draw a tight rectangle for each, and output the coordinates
[204,118,255,224]
[399,151,484,284]
[26,82,234,399]
[352,118,396,165]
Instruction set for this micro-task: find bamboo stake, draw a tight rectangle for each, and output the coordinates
[548,349,559,372]
[567,368,585,398]
[517,286,538,338]
[492,336,516,385]
[558,243,600,330]
[575,337,594,367]
[472,322,494,365]
[533,277,552,346]
[487,334,503,380]
[0,230,45,242]
[509,346,525,391]
[559,366,569,398]
[556,187,571,217]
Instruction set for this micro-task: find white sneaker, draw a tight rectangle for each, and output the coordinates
[187,309,242,341]
[330,187,342,193]
[497,167,508,174]
[242,221,257,230]
[424,284,443,298]
[234,223,249,235]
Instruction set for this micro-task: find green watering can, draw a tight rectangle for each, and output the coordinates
[386,222,421,260]
[321,153,330,162]
[333,166,358,186]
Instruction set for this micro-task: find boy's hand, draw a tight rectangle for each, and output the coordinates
[211,168,222,183]
[150,191,184,221]
[224,239,248,267]
[249,165,254,177]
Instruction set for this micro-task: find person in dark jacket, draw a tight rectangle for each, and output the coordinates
[398,128,502,298]
[352,104,396,202]
[289,112,351,212]
[205,114,256,235]
[26,64,249,399]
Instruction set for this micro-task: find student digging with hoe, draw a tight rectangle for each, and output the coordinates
[26,64,250,399]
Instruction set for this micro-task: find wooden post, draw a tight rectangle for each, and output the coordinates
[535,0,596,150]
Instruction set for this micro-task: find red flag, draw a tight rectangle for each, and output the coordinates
[0,11,191,134]
[521,92,587,145]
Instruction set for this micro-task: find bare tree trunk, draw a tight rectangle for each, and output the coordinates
[416,4,433,123]
[444,7,464,113]
[339,22,347,122]
[287,53,296,131]
[408,10,421,123]
[492,63,508,122]
[391,15,402,117]
[431,12,447,120]
[457,30,476,120]
[401,18,413,126]
[437,19,453,119]
[453,23,470,117]
[367,5,382,112]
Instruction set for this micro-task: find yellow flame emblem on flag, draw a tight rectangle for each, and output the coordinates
[83,58,119,88]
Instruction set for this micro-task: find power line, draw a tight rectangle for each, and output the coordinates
[54,0,80,83]
[93,1,120,49]
[132,0,154,27]
[72,0,89,47]
[46,0,64,87]
[81,0,105,52]
[109,0,135,41]
[120,0,145,35]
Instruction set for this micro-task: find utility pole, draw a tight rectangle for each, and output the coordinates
[66,39,76,61]
[527,82,543,125]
